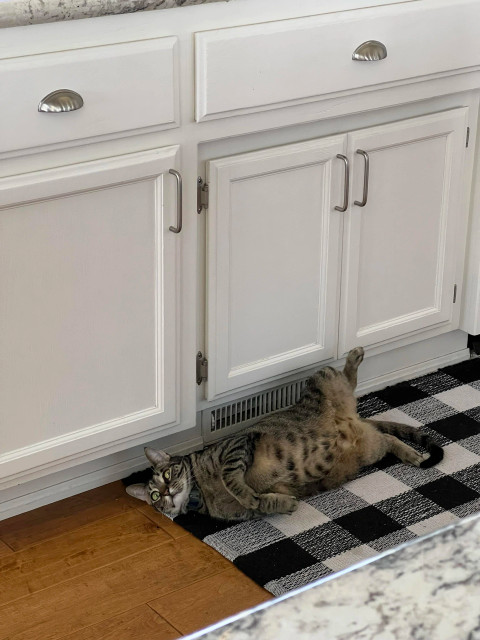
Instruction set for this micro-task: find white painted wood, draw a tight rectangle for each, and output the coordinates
[461,119,480,336]
[195,0,480,121]
[206,136,346,400]
[0,0,478,495]
[0,37,179,154]
[0,146,183,480]
[339,108,469,355]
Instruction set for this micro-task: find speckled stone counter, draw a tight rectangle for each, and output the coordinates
[0,0,227,29]
[184,512,480,640]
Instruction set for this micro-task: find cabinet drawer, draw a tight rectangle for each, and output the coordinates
[0,37,178,154]
[195,0,480,121]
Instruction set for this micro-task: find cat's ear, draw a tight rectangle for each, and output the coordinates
[144,447,170,467]
[125,483,149,502]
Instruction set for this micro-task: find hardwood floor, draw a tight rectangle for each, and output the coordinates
[0,482,272,639]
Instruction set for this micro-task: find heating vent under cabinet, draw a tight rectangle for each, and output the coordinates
[201,377,309,443]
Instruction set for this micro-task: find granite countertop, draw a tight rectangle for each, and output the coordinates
[0,0,227,29]
[184,512,480,640]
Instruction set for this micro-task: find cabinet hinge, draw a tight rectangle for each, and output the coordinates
[466,127,470,148]
[453,284,457,304]
[197,177,209,213]
[196,351,208,384]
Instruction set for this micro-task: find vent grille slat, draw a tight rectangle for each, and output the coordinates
[203,376,310,441]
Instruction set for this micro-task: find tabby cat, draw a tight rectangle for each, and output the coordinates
[126,347,443,521]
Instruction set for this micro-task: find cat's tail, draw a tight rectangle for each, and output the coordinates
[366,419,444,468]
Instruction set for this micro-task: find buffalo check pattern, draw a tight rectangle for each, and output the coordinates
[174,358,480,596]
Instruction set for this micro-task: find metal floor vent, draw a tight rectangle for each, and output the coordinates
[201,377,309,443]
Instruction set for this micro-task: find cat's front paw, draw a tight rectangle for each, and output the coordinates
[259,493,298,515]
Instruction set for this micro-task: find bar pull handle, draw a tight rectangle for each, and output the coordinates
[354,149,369,207]
[335,154,349,212]
[169,169,183,233]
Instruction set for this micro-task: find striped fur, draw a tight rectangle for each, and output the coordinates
[126,347,444,521]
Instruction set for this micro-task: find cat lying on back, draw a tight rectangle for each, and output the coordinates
[126,347,443,521]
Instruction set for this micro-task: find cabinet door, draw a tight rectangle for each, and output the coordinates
[206,137,345,400]
[339,108,468,355]
[0,146,180,481]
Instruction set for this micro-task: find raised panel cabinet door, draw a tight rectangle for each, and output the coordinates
[206,136,346,400]
[0,146,180,481]
[339,108,469,355]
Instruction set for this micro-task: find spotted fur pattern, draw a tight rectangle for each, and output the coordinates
[126,347,444,521]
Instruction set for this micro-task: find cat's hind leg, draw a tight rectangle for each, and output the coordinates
[382,434,427,467]
[343,346,364,390]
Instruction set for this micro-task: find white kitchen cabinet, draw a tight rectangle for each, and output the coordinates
[0,145,182,481]
[339,108,468,354]
[205,136,346,399]
[206,108,469,400]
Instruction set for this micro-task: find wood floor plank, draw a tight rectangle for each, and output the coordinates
[63,605,180,640]
[0,540,13,558]
[136,504,190,539]
[0,534,231,640]
[0,482,138,550]
[148,567,272,635]
[0,510,172,606]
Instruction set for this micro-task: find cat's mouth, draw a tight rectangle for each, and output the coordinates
[159,487,190,517]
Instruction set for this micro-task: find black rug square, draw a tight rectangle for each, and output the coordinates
[416,475,479,510]
[374,382,429,408]
[234,538,317,585]
[428,413,480,442]
[442,359,480,383]
[333,505,403,543]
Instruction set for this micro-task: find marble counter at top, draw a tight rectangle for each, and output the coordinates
[0,0,227,29]
[184,512,480,640]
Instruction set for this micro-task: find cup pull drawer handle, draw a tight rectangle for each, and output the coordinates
[352,41,387,62]
[38,89,84,113]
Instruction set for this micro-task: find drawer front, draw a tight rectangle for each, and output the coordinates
[0,37,178,154]
[195,0,480,121]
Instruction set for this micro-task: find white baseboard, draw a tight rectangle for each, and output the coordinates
[357,348,470,395]
[0,341,470,521]
[0,434,203,521]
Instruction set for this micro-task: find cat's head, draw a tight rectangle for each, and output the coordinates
[126,448,191,517]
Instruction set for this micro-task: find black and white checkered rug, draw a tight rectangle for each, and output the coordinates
[175,357,480,596]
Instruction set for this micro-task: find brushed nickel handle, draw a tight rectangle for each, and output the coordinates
[38,89,84,113]
[169,169,183,233]
[335,154,349,212]
[354,149,369,207]
[352,40,387,62]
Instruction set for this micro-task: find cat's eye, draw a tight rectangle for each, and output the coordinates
[163,469,171,481]
[150,490,160,502]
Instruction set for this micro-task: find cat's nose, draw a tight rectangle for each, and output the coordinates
[162,488,170,496]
